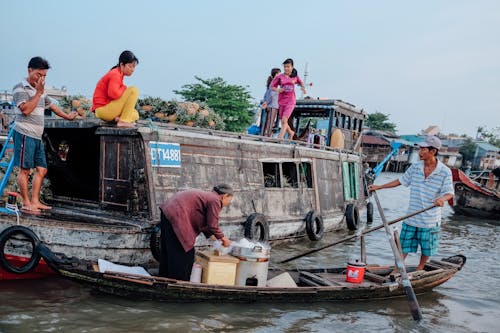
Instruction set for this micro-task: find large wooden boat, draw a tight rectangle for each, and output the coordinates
[451,169,500,219]
[36,242,466,303]
[0,99,367,276]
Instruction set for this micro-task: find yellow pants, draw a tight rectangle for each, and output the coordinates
[95,86,139,123]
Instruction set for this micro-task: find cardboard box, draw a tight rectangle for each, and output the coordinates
[195,250,239,286]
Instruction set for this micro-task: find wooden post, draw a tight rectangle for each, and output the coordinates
[360,235,367,263]
[312,158,320,212]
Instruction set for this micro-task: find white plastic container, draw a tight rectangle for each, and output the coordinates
[235,259,269,287]
[189,263,202,283]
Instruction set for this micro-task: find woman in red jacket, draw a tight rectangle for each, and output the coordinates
[91,50,139,128]
[159,184,233,281]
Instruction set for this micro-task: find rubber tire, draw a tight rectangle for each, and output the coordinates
[36,243,61,272]
[0,226,41,274]
[305,211,324,241]
[150,223,161,262]
[345,204,360,231]
[244,213,269,242]
[366,202,374,223]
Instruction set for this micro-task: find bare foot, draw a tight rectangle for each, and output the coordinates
[117,121,136,128]
[21,205,41,214]
[33,202,52,210]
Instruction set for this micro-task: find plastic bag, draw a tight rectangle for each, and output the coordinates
[211,239,233,255]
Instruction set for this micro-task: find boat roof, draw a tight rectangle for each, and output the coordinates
[294,99,365,118]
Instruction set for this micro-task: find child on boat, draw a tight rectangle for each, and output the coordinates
[271,58,307,140]
[260,68,281,137]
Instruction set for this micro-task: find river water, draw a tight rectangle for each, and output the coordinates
[0,173,499,333]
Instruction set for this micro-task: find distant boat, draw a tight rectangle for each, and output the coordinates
[451,168,500,219]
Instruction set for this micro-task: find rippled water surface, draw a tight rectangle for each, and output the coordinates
[1,173,499,332]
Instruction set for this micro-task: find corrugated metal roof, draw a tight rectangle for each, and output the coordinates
[399,135,424,143]
[388,138,415,146]
[475,141,500,152]
[362,135,390,145]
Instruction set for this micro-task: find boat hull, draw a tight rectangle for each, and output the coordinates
[0,255,55,280]
[54,255,465,303]
[0,213,346,270]
[452,169,500,219]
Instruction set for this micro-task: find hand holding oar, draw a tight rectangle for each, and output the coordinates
[372,190,423,321]
[280,204,436,264]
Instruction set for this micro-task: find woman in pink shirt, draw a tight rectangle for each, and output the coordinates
[272,58,306,140]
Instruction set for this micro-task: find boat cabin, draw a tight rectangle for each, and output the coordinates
[0,98,367,265]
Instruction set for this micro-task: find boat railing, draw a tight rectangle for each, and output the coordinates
[136,119,363,157]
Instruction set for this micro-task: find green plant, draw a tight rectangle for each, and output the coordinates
[174,76,254,132]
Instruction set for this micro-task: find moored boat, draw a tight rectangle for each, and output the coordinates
[0,99,367,278]
[451,168,500,219]
[36,242,466,303]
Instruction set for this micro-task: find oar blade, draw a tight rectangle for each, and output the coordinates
[404,285,423,321]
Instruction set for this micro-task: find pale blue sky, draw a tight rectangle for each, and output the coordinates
[1,0,498,136]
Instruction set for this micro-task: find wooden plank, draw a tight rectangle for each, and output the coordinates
[363,271,388,284]
[299,271,341,286]
[103,274,154,286]
[298,276,321,287]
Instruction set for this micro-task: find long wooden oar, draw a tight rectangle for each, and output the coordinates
[372,191,423,321]
[280,204,436,264]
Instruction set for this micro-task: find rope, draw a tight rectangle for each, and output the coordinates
[5,202,20,224]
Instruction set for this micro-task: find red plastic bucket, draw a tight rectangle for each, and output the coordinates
[346,260,366,283]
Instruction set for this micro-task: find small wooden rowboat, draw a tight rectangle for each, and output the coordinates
[37,243,465,303]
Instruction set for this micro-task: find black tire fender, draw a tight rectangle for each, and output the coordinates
[150,223,161,262]
[244,213,269,242]
[305,210,324,241]
[366,202,374,223]
[36,243,62,272]
[345,203,360,231]
[0,226,41,274]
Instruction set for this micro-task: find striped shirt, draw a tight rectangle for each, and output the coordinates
[399,160,454,228]
[12,79,52,139]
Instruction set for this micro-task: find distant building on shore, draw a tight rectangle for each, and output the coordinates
[473,141,500,169]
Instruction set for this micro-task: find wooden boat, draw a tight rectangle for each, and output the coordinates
[37,243,466,302]
[451,169,500,219]
[0,99,367,278]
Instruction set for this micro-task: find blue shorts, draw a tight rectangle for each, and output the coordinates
[13,130,47,169]
[399,223,440,256]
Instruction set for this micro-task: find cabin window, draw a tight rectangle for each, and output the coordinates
[358,119,363,132]
[299,162,313,188]
[263,162,281,188]
[340,114,346,128]
[282,162,298,188]
[342,161,359,200]
[353,118,358,132]
[334,112,339,127]
[345,116,351,129]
